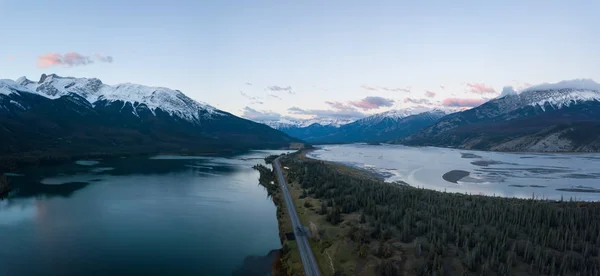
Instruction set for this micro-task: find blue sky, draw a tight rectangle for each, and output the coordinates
[1,0,599,121]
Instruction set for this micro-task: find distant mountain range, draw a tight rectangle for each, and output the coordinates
[400,79,600,152]
[0,74,302,170]
[260,117,354,129]
[261,109,446,144]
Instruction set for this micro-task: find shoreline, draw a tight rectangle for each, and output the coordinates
[0,146,302,173]
[264,151,600,275]
[441,170,470,184]
[253,162,298,275]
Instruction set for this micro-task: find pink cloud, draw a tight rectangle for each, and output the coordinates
[442,98,486,107]
[8,56,14,61]
[37,52,63,68]
[37,52,93,68]
[349,96,395,110]
[466,82,496,94]
[425,90,436,98]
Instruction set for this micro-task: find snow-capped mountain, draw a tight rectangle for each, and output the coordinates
[270,109,447,143]
[0,74,302,170]
[354,108,445,126]
[402,79,600,152]
[260,117,355,129]
[11,74,224,122]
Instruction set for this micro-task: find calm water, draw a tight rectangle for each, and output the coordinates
[309,144,600,201]
[0,150,289,276]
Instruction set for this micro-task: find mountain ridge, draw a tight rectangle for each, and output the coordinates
[400,79,600,152]
[0,74,304,171]
[264,109,446,144]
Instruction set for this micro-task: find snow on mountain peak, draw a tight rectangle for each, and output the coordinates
[260,116,354,129]
[491,79,600,113]
[6,74,224,122]
[0,79,34,96]
[523,79,600,93]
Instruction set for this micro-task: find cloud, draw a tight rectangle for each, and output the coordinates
[403,97,432,105]
[324,101,357,112]
[240,91,260,100]
[500,86,517,97]
[349,96,395,110]
[442,98,486,107]
[325,101,346,110]
[288,106,366,120]
[267,93,282,100]
[266,85,293,94]
[361,85,411,93]
[466,82,496,94]
[37,52,113,68]
[94,53,113,63]
[360,85,378,91]
[425,90,436,98]
[440,85,445,90]
[381,86,411,93]
[245,82,252,86]
[241,107,281,121]
[8,56,14,61]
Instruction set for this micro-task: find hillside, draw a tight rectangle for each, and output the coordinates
[0,74,303,170]
[400,79,600,152]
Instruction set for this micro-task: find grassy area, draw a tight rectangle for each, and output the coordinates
[283,168,380,276]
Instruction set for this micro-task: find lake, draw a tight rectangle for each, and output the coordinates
[0,150,289,276]
[308,144,600,201]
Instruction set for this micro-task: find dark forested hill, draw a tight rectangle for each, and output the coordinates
[0,75,303,170]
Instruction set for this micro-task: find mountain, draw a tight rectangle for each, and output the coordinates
[259,117,354,129]
[0,74,303,170]
[267,109,446,143]
[400,79,600,152]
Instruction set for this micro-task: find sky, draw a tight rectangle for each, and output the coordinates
[1,0,599,122]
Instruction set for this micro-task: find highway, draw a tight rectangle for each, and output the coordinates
[273,157,322,276]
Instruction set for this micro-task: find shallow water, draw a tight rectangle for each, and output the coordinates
[308,144,600,201]
[0,150,289,276]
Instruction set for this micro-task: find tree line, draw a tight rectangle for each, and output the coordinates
[280,153,600,275]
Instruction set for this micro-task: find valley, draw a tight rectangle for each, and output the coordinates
[3,2,599,276]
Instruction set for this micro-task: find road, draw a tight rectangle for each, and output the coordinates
[273,157,322,276]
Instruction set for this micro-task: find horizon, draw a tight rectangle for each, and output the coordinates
[2,0,599,122]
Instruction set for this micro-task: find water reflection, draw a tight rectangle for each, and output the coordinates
[0,199,36,225]
[0,150,291,275]
[14,182,89,198]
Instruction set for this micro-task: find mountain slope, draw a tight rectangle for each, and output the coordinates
[0,75,303,170]
[401,79,600,152]
[271,109,446,143]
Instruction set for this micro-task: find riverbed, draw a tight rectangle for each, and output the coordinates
[308,144,600,201]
